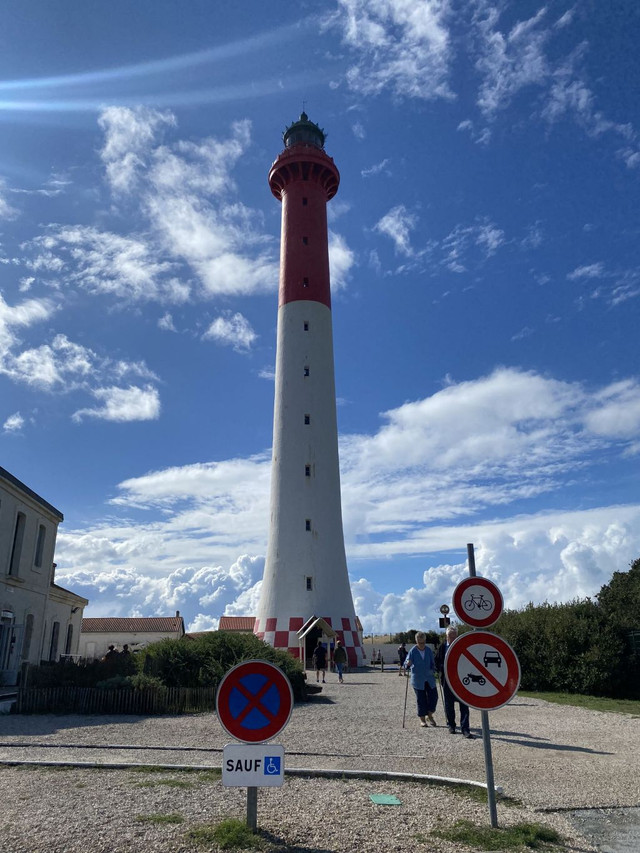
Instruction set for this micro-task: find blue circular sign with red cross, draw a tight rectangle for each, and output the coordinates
[216,660,294,743]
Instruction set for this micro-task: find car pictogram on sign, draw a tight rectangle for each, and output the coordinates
[216,660,294,744]
[444,631,520,711]
[483,650,502,667]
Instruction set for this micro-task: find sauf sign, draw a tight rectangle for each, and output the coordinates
[222,744,285,787]
[216,659,294,829]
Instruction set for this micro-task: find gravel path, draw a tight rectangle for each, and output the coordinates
[0,669,638,851]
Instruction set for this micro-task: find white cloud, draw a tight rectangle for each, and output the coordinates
[329,231,356,289]
[473,2,551,116]
[333,0,454,101]
[0,292,55,350]
[3,412,24,432]
[99,105,176,194]
[567,262,604,280]
[0,178,19,220]
[72,384,161,423]
[374,205,416,256]
[26,225,188,304]
[53,368,640,630]
[158,312,177,332]
[203,312,257,352]
[361,158,390,177]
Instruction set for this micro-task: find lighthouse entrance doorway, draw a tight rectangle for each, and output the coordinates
[297,616,336,669]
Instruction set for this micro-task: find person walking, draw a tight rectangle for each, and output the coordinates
[333,639,347,683]
[403,631,438,728]
[312,639,327,683]
[397,642,408,675]
[435,625,474,739]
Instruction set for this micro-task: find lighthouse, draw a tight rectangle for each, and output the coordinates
[254,114,363,668]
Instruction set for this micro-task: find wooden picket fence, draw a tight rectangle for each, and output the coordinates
[15,685,216,715]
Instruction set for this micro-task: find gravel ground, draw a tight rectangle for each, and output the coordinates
[0,669,638,852]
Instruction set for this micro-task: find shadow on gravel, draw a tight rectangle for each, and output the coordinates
[488,729,550,740]
[259,829,333,852]
[0,715,142,737]
[304,696,336,705]
[492,735,613,755]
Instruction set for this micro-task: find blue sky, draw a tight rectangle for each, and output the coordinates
[1,0,639,633]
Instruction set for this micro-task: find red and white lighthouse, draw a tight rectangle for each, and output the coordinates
[255,114,363,667]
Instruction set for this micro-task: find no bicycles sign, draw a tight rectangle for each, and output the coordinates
[452,576,503,628]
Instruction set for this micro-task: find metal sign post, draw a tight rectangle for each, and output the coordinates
[468,543,498,829]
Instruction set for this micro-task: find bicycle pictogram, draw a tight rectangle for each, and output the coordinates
[464,593,492,612]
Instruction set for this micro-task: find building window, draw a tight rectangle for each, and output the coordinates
[22,614,34,661]
[302,197,308,206]
[304,366,310,377]
[304,414,310,425]
[34,524,46,568]
[49,621,60,662]
[9,512,26,576]
[306,576,313,591]
[303,277,309,287]
[304,321,309,331]
[305,465,311,477]
[305,519,311,531]
[302,236,308,245]
[65,624,73,656]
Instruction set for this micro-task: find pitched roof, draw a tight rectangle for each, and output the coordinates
[0,465,63,521]
[219,616,256,632]
[81,616,184,634]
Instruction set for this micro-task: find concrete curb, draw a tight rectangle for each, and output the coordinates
[0,758,502,793]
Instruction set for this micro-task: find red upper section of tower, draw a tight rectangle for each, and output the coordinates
[269,114,340,310]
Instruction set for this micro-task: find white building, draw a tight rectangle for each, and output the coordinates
[0,466,88,686]
[79,614,185,660]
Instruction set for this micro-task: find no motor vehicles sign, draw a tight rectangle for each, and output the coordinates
[444,630,520,711]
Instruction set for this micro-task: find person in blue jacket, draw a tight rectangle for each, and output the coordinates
[404,631,438,727]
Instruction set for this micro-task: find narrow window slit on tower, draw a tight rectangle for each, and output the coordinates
[305,465,311,477]
[305,519,311,531]
[302,197,308,206]
[304,321,309,331]
[302,236,308,245]
[303,277,309,287]
[306,576,313,591]
[304,366,310,376]
[304,414,310,424]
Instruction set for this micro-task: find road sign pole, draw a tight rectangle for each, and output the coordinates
[467,542,498,829]
[247,786,258,832]
[481,710,498,827]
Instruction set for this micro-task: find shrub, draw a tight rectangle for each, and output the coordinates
[140,631,306,701]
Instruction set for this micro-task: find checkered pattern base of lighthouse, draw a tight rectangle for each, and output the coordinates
[255,114,363,668]
[254,616,362,668]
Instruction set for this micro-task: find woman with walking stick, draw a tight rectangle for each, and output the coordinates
[403,631,438,728]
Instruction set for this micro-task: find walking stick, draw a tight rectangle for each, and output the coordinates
[402,668,410,728]
[437,672,445,710]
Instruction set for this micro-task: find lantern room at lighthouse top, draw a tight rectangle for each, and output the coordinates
[268,112,340,202]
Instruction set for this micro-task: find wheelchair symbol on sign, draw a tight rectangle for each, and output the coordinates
[264,756,281,775]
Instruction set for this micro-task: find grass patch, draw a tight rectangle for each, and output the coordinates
[433,819,563,850]
[133,777,194,789]
[519,691,640,716]
[196,769,222,783]
[416,778,520,808]
[136,813,184,825]
[188,818,260,850]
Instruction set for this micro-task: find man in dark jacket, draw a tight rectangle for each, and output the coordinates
[435,626,474,738]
